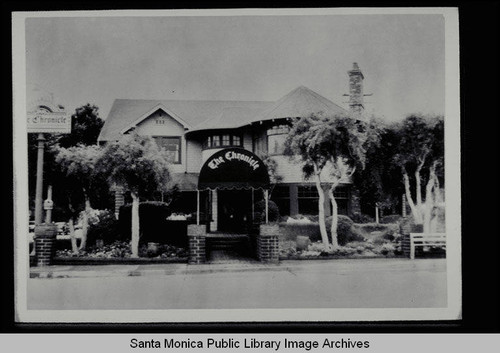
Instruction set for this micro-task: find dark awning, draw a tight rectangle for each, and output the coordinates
[198,148,270,190]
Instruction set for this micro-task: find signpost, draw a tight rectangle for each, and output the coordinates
[27,109,71,134]
[27,96,71,266]
[27,107,71,225]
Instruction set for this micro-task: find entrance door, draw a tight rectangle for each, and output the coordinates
[217,190,252,233]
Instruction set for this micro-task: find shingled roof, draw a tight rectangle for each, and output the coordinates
[250,85,346,123]
[98,86,347,141]
[98,99,272,142]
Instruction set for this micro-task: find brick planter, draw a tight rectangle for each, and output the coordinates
[34,224,58,267]
[187,224,206,264]
[257,224,280,263]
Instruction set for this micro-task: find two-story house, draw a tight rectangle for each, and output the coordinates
[98,63,367,233]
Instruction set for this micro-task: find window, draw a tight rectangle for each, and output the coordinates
[267,124,290,155]
[203,133,242,149]
[298,185,318,198]
[297,185,350,215]
[297,185,318,215]
[154,137,181,164]
[271,185,290,216]
[333,186,349,215]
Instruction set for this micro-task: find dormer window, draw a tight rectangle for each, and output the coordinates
[203,133,243,149]
[232,135,241,146]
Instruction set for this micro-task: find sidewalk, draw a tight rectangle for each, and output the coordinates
[30,261,285,279]
[27,258,447,310]
[30,257,438,279]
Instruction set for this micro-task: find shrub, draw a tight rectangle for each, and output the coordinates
[354,223,399,242]
[325,215,364,245]
[380,214,403,224]
[373,243,395,256]
[346,241,375,251]
[254,200,280,223]
[289,214,319,223]
[279,240,298,257]
[278,222,321,241]
[119,201,174,244]
[280,215,364,245]
[139,243,188,258]
[87,209,122,246]
[351,213,375,224]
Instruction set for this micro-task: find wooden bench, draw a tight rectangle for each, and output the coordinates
[402,233,446,259]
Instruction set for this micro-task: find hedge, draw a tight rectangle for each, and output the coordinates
[279,215,364,246]
[118,201,188,247]
[254,200,280,223]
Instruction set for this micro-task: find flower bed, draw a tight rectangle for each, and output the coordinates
[279,239,403,260]
[55,241,188,264]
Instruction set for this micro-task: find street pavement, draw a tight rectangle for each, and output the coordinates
[28,258,447,310]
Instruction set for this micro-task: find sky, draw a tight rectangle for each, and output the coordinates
[25,12,445,122]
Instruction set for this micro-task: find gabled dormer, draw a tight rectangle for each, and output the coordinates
[120,103,192,135]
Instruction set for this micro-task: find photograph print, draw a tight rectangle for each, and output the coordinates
[12,8,461,323]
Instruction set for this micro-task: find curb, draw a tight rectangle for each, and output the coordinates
[30,263,286,279]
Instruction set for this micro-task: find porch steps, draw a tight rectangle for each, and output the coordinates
[206,233,251,257]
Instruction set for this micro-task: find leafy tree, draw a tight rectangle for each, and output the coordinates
[57,104,104,148]
[54,144,103,251]
[284,113,378,250]
[353,120,403,217]
[392,114,444,232]
[95,133,171,257]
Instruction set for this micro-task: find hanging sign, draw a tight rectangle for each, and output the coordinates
[27,109,71,134]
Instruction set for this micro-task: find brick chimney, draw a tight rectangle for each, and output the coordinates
[347,62,365,118]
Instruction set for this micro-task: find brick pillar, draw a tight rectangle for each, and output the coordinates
[400,217,411,236]
[188,224,207,264]
[34,224,58,266]
[257,224,279,263]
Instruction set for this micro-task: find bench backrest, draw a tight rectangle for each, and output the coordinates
[410,232,446,245]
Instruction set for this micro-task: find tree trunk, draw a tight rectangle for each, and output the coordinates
[313,165,329,251]
[68,217,78,253]
[415,169,422,207]
[433,171,443,205]
[79,197,91,250]
[131,191,140,258]
[67,198,78,253]
[402,169,423,224]
[328,186,340,250]
[423,162,437,233]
